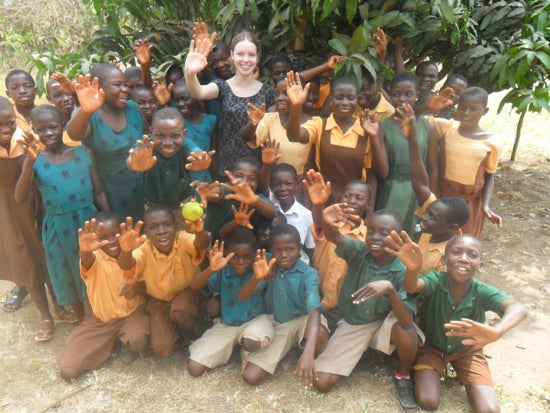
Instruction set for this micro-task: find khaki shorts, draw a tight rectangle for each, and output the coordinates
[315,311,424,376]
[247,314,329,375]
[189,314,274,369]
[413,343,493,386]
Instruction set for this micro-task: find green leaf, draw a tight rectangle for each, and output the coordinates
[349,26,368,53]
[535,51,550,70]
[328,38,348,55]
[439,0,457,24]
[345,0,358,24]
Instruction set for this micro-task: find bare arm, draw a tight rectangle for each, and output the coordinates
[184,38,220,101]
[285,72,310,144]
[66,75,105,140]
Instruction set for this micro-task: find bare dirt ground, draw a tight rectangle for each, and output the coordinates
[1,92,549,413]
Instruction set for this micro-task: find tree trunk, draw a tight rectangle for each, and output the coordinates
[510,109,527,162]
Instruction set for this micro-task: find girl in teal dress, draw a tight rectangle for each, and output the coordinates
[66,64,144,220]
[370,72,429,236]
[16,105,109,321]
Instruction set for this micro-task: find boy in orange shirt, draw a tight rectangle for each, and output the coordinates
[57,212,150,380]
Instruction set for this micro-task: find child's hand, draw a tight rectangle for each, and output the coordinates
[192,21,217,45]
[285,71,309,106]
[483,206,502,228]
[78,219,109,253]
[327,55,346,70]
[73,74,105,113]
[119,281,146,299]
[129,135,157,172]
[444,318,501,348]
[20,130,41,161]
[185,206,206,233]
[393,103,416,139]
[294,354,318,388]
[232,202,255,230]
[246,102,265,127]
[303,169,331,206]
[190,180,221,205]
[221,171,259,205]
[372,27,387,62]
[186,150,215,171]
[116,217,146,253]
[351,280,393,304]
[260,138,281,166]
[253,249,276,280]
[185,37,214,75]
[152,76,174,106]
[427,87,454,114]
[360,110,380,138]
[134,39,153,67]
[322,203,360,229]
[209,240,234,272]
[51,73,75,94]
[384,230,422,272]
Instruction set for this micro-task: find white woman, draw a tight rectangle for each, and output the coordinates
[185,30,276,180]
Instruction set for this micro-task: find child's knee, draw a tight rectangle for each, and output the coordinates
[313,372,338,393]
[416,391,440,411]
[59,367,85,381]
[391,323,418,347]
[242,362,268,386]
[128,333,149,353]
[241,337,261,352]
[314,326,329,355]
[187,359,207,377]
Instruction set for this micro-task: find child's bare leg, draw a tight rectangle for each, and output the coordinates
[28,284,53,321]
[465,384,500,413]
[391,323,418,375]
[241,338,261,352]
[187,359,207,377]
[314,372,342,392]
[71,300,85,322]
[172,309,197,338]
[242,362,269,385]
[45,278,64,314]
[314,326,329,355]
[414,369,442,411]
[59,367,87,381]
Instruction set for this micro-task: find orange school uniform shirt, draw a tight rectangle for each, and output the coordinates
[353,93,395,121]
[0,128,28,158]
[128,231,205,302]
[81,249,145,323]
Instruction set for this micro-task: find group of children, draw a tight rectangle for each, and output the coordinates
[0,21,528,413]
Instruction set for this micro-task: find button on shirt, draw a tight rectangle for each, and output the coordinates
[336,236,415,325]
[208,266,267,326]
[418,270,509,355]
[265,259,321,323]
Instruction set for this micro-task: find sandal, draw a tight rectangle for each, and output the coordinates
[3,286,28,312]
[34,319,54,342]
[54,308,79,324]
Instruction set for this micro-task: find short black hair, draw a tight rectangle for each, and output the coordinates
[415,61,438,74]
[223,227,257,249]
[330,76,358,95]
[166,64,184,80]
[460,86,488,106]
[94,210,121,226]
[0,96,14,113]
[445,234,482,255]
[270,53,292,70]
[131,85,155,100]
[90,63,122,86]
[269,223,301,246]
[5,69,34,88]
[371,209,403,232]
[437,197,470,228]
[361,66,375,84]
[443,73,468,88]
[151,107,184,127]
[30,104,63,124]
[234,156,261,173]
[125,66,142,80]
[344,180,373,202]
[144,204,175,224]
[391,72,419,91]
[270,163,298,182]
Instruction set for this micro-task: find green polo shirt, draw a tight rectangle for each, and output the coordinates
[265,259,321,323]
[418,270,510,355]
[335,236,416,325]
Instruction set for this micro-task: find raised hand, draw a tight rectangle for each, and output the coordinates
[232,202,255,230]
[483,206,502,229]
[73,74,105,113]
[285,71,309,106]
[253,249,276,280]
[20,130,41,161]
[192,21,217,45]
[427,87,455,114]
[360,110,380,138]
[393,103,416,139]
[327,55,346,70]
[303,169,331,206]
[190,180,221,205]
[208,240,234,272]
[116,217,146,253]
[372,27,387,62]
[384,230,422,272]
[78,219,109,252]
[184,210,205,233]
[221,170,258,204]
[119,281,145,299]
[186,150,215,171]
[351,280,393,305]
[152,76,174,106]
[128,135,157,172]
[51,73,75,94]
[444,318,500,348]
[247,102,266,127]
[134,39,153,67]
[260,138,281,166]
[184,38,214,75]
[322,203,360,229]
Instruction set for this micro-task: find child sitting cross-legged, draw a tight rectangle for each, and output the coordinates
[187,229,275,377]
[57,212,150,380]
[242,224,330,387]
[391,232,528,412]
[116,204,210,357]
[313,205,422,412]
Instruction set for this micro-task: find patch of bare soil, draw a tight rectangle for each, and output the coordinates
[0,93,549,413]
